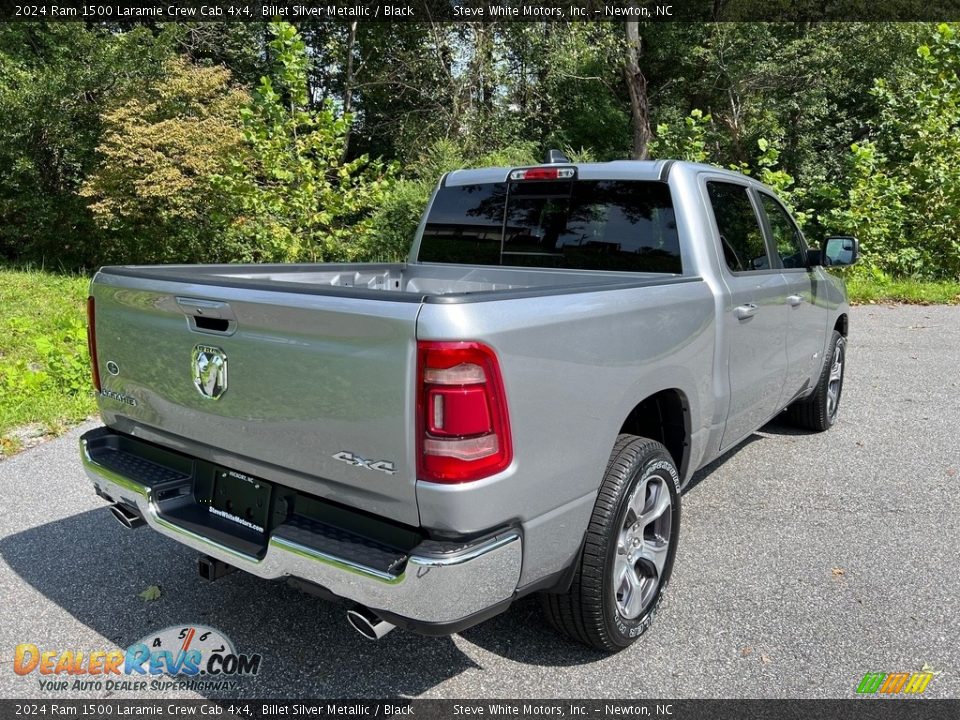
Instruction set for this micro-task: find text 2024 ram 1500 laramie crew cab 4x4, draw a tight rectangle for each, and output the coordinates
[81,158,858,651]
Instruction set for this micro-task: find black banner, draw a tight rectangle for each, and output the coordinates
[1,700,960,720]
[2,0,960,23]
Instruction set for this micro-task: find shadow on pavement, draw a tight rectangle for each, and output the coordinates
[0,503,610,698]
[458,597,607,666]
[682,412,819,496]
[682,433,763,495]
[757,415,818,437]
[1,507,475,697]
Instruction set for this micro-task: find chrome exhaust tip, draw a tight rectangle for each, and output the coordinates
[346,605,396,640]
[110,503,145,530]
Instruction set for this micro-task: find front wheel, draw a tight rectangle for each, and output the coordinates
[787,330,846,432]
[541,435,681,652]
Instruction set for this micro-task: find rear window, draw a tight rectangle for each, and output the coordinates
[418,179,682,273]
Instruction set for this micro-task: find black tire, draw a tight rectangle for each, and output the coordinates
[786,330,846,432]
[541,435,681,652]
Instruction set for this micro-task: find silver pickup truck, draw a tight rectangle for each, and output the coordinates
[80,158,857,651]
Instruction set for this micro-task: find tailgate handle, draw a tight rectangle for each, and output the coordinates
[194,316,230,333]
[177,297,237,335]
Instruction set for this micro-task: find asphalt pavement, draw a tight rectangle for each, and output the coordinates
[1,304,958,699]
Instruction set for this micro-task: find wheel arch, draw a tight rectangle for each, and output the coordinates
[543,386,695,598]
[618,388,692,480]
[834,313,848,337]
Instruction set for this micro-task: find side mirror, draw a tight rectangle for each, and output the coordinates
[819,236,859,267]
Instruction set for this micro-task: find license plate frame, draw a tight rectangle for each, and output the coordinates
[210,467,272,534]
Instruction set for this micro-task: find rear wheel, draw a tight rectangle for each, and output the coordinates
[787,330,846,431]
[541,435,681,652]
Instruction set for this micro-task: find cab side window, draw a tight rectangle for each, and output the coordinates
[706,182,770,273]
[759,193,806,269]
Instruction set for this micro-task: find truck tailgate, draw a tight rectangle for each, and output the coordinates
[90,271,422,526]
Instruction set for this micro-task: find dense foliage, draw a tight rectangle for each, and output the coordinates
[0,21,957,280]
[215,23,391,263]
[826,24,960,279]
[80,57,249,264]
[0,25,169,267]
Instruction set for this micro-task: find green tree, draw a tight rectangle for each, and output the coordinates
[535,24,630,160]
[0,24,170,267]
[80,57,249,264]
[828,24,960,278]
[644,24,927,184]
[825,142,910,273]
[649,109,711,162]
[162,23,270,88]
[216,22,390,263]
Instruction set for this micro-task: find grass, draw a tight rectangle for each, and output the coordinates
[845,274,960,305]
[0,267,97,456]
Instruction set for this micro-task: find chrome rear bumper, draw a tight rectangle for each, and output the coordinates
[80,429,522,627]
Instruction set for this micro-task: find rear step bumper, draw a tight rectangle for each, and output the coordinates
[80,428,522,628]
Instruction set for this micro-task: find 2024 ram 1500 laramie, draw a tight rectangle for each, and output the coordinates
[80,158,858,651]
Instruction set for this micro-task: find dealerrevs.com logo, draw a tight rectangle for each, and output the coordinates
[13,625,262,693]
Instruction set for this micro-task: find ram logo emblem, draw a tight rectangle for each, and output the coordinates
[192,345,228,400]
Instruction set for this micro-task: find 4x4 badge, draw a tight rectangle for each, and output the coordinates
[192,345,228,400]
[333,451,396,475]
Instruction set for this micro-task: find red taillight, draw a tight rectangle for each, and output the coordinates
[508,166,576,181]
[417,341,512,483]
[86,296,101,393]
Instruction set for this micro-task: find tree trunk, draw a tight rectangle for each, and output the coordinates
[469,23,497,141]
[537,22,551,145]
[340,21,358,163]
[623,21,652,160]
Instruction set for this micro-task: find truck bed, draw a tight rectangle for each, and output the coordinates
[98,262,690,303]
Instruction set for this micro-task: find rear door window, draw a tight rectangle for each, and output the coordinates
[706,182,770,273]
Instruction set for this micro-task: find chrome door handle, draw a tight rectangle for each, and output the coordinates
[786,294,804,307]
[734,303,758,320]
